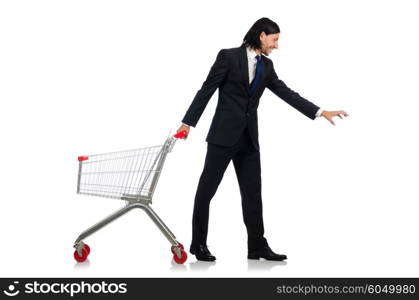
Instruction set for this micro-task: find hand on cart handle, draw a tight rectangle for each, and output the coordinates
[175,124,190,139]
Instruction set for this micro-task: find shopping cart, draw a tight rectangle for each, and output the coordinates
[73,130,188,264]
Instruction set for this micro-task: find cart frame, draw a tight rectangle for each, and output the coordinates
[73,131,187,263]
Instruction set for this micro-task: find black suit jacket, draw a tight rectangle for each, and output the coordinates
[182,45,319,150]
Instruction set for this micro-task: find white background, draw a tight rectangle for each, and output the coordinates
[1,0,418,277]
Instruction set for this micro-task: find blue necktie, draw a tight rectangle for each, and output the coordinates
[250,55,263,95]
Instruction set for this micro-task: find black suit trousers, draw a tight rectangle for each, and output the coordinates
[191,127,268,251]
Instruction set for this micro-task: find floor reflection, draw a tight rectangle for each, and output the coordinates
[188,260,216,272]
[73,260,91,269]
[170,259,188,271]
[247,259,287,271]
[72,258,286,272]
[170,259,217,272]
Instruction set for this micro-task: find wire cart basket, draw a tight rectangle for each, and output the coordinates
[73,130,188,264]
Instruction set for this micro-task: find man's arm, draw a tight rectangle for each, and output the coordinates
[266,62,349,124]
[266,62,320,120]
[181,49,229,127]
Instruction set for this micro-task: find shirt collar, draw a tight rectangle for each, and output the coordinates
[246,46,259,61]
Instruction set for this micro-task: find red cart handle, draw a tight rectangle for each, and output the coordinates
[174,130,188,139]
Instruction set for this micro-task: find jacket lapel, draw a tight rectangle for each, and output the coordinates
[239,46,251,96]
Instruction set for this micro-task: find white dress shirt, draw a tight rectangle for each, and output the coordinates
[246,46,323,118]
[246,47,259,84]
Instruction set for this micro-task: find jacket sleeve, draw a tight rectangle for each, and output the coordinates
[182,49,229,127]
[266,61,319,120]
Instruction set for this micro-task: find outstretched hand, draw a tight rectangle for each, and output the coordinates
[321,110,349,125]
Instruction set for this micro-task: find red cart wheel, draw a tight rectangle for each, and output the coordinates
[171,242,185,254]
[83,244,90,255]
[173,250,187,264]
[74,248,88,263]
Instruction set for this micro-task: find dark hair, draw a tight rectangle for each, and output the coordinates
[242,18,280,49]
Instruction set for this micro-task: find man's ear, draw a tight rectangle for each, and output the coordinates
[259,31,266,41]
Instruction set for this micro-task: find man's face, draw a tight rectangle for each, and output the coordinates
[259,32,279,56]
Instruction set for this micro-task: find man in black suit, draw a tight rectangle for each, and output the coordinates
[177,18,348,261]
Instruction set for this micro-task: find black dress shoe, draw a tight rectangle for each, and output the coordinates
[190,244,216,261]
[248,246,287,261]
